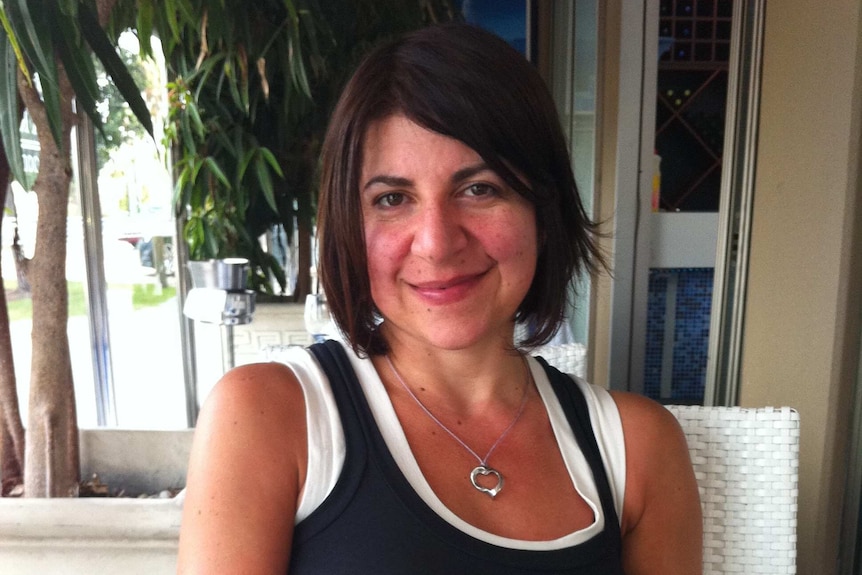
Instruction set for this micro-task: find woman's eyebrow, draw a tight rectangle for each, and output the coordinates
[450,162,492,184]
[362,162,492,191]
[363,175,413,190]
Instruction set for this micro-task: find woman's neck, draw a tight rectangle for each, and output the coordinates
[374,332,528,414]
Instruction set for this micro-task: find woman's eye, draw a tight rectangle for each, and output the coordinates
[464,183,496,197]
[375,192,405,207]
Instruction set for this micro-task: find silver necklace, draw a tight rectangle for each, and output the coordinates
[385,355,530,499]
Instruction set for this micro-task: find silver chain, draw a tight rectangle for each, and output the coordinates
[385,355,531,467]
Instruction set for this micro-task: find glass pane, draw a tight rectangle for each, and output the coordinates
[645,0,733,404]
[3,36,185,430]
[96,34,186,429]
[549,0,599,351]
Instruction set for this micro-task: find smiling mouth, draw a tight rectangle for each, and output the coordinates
[409,272,485,291]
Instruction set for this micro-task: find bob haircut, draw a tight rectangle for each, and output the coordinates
[317,23,606,356]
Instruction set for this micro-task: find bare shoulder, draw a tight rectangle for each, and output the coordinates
[607,390,693,506]
[191,360,309,497]
[609,391,702,575]
[204,360,306,421]
[608,390,687,448]
[177,362,308,574]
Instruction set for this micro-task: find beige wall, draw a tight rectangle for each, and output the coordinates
[740,1,862,573]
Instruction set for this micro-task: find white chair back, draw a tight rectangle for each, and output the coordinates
[666,405,799,575]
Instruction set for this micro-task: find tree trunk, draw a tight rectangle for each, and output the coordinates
[20,66,80,497]
[0,123,26,495]
[296,219,312,299]
[292,140,316,301]
[0,251,26,498]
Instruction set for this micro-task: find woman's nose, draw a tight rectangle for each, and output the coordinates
[410,204,468,262]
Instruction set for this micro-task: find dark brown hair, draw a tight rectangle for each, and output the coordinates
[317,23,605,356]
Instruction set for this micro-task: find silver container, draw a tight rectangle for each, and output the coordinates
[215,258,249,291]
[187,258,249,291]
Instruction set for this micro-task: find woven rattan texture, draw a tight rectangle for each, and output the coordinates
[666,405,799,574]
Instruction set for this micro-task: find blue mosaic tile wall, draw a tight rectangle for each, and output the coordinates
[644,268,714,403]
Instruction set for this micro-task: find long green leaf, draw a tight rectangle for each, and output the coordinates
[38,61,65,151]
[189,156,205,186]
[136,0,154,57]
[51,3,103,136]
[0,4,31,81]
[7,0,57,90]
[5,0,63,148]
[0,26,26,187]
[203,156,231,190]
[257,146,284,178]
[185,98,204,140]
[237,147,255,184]
[77,3,153,138]
[173,165,190,211]
[253,153,278,213]
[223,56,245,112]
[203,218,219,258]
[162,0,181,43]
[191,53,224,101]
[179,109,196,155]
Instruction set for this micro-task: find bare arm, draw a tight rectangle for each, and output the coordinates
[612,391,703,575]
[177,362,308,574]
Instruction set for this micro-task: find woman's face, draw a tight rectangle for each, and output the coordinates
[360,114,538,351]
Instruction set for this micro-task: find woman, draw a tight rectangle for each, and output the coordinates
[178,23,702,574]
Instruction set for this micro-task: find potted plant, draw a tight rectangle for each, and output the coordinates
[0,0,157,498]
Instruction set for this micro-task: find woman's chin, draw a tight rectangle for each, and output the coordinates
[380,319,513,352]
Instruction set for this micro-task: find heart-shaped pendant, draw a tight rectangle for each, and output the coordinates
[470,465,504,498]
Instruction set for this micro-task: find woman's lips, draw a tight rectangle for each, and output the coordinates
[407,272,487,304]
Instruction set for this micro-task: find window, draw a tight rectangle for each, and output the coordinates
[4,33,188,429]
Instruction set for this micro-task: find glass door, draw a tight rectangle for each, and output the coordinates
[642,0,733,403]
[609,0,763,405]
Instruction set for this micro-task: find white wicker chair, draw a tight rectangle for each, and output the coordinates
[666,405,799,575]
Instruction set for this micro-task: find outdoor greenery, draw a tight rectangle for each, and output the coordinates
[131,283,177,309]
[4,282,175,321]
[154,0,460,296]
[95,46,150,170]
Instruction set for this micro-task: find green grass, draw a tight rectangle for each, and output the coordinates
[4,281,177,320]
[131,283,177,310]
[4,281,87,321]
[6,291,34,322]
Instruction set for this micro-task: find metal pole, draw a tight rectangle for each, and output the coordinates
[75,113,117,426]
[221,324,235,373]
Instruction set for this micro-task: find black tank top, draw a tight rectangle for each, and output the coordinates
[289,340,624,574]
